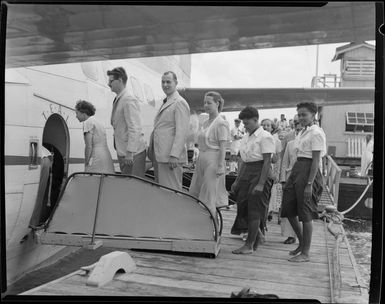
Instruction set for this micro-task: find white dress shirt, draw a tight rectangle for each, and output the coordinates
[295,124,326,159]
[240,126,275,162]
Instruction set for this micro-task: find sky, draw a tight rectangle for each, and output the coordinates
[190,41,375,128]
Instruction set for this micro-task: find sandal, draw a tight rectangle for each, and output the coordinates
[288,254,310,262]
[232,246,253,254]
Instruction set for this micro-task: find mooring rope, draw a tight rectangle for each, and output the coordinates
[340,161,373,215]
[323,216,335,303]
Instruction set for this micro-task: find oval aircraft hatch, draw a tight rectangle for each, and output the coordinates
[29,114,70,228]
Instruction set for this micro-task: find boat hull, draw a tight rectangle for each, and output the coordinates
[337,178,373,219]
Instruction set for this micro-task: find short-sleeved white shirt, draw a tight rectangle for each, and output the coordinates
[240,126,275,162]
[295,124,326,158]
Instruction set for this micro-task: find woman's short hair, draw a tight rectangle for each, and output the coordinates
[205,91,224,112]
[107,67,128,84]
[261,118,277,134]
[296,102,318,114]
[239,106,259,120]
[75,100,96,116]
[261,118,273,125]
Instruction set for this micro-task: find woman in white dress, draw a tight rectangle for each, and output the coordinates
[189,91,230,217]
[75,100,115,174]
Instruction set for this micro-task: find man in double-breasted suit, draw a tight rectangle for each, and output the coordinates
[148,71,190,191]
[108,67,146,177]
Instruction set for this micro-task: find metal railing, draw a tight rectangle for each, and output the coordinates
[346,133,367,157]
[43,172,222,242]
[311,74,341,88]
[324,155,342,209]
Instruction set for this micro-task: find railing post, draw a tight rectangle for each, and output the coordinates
[88,174,104,248]
[326,156,341,209]
[334,169,341,210]
[327,158,331,189]
[347,137,351,157]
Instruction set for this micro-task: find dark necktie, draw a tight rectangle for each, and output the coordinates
[159,98,167,112]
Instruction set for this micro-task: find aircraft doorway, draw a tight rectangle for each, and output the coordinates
[29,113,70,228]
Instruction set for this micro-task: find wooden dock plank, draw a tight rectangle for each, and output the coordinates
[130,265,331,299]
[127,251,332,288]
[21,205,365,302]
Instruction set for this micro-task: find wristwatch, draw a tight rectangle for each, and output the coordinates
[307,181,313,185]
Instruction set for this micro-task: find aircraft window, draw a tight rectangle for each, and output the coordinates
[81,62,99,81]
[144,84,155,107]
[130,76,145,102]
[29,140,39,169]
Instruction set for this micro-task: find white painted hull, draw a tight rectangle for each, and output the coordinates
[4,57,191,285]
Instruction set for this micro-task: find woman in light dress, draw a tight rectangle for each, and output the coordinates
[75,100,115,174]
[189,91,230,217]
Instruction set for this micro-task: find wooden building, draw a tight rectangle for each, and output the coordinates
[314,42,375,165]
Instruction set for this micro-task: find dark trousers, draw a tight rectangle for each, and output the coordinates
[231,161,273,235]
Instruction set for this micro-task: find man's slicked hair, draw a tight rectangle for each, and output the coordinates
[163,71,178,82]
[107,67,128,85]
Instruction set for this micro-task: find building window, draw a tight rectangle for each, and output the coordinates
[343,60,375,77]
[144,84,155,107]
[130,76,144,102]
[81,62,99,81]
[345,112,374,132]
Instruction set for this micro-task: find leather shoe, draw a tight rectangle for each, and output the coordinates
[284,237,296,244]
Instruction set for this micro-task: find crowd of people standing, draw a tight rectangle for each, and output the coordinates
[74,67,327,262]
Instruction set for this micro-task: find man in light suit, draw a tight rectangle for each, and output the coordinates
[107,67,146,177]
[148,71,190,191]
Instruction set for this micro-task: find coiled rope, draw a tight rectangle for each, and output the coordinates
[321,210,344,303]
